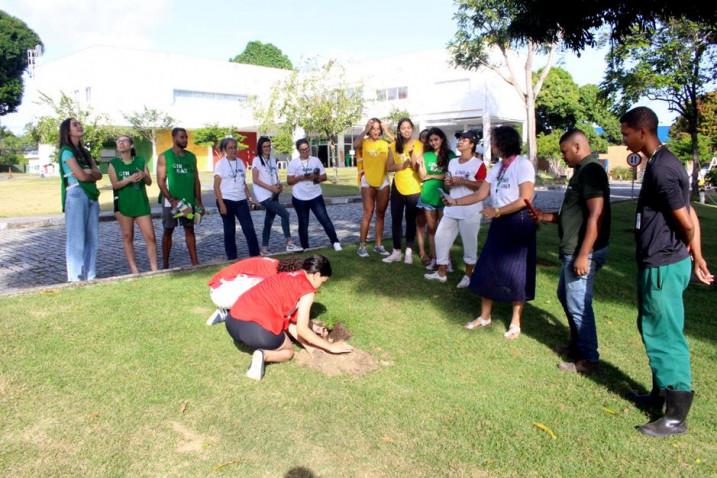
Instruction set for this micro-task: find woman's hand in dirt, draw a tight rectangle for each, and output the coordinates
[328,341,353,354]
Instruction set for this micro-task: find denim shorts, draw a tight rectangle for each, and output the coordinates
[417,198,442,211]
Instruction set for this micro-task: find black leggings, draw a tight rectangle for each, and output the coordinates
[225,317,285,350]
[390,182,420,250]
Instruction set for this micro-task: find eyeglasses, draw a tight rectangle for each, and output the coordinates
[298,148,310,153]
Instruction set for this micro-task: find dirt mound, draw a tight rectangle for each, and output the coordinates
[294,347,379,377]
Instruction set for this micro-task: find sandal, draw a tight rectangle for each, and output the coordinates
[464,317,491,330]
[504,324,521,340]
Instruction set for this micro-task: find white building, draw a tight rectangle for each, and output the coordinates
[8,45,526,172]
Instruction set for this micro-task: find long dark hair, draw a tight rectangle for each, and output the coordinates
[117,135,136,158]
[256,136,272,167]
[394,117,414,154]
[426,127,450,169]
[59,118,92,168]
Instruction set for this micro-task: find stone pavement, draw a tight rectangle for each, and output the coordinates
[0,191,572,295]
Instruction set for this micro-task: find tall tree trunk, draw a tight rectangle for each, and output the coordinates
[690,127,701,199]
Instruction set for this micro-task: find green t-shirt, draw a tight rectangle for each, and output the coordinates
[420,150,454,206]
[558,155,611,256]
[111,156,151,217]
[162,148,197,206]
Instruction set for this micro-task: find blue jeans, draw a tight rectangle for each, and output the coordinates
[65,186,99,282]
[292,195,339,249]
[557,247,607,362]
[218,199,260,259]
[260,198,291,247]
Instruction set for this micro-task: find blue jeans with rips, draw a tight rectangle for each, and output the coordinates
[557,247,607,362]
[65,186,99,282]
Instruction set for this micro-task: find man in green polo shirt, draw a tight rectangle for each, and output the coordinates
[621,106,713,437]
[530,129,610,375]
[157,127,205,269]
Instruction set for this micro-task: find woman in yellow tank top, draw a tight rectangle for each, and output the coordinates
[353,118,394,258]
[383,117,423,264]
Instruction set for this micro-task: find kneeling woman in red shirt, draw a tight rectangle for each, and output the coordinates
[227,255,353,380]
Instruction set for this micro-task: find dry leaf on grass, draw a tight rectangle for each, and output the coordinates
[212,459,241,471]
[180,401,188,414]
[532,422,557,439]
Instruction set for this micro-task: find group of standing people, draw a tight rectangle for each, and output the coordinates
[58,121,343,282]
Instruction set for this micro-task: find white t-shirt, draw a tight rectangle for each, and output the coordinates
[287,156,325,201]
[487,156,535,208]
[251,156,279,202]
[444,157,487,220]
[214,157,247,201]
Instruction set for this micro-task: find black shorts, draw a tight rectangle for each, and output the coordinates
[225,316,285,351]
[162,206,194,229]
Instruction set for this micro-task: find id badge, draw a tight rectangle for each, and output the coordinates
[635,212,641,230]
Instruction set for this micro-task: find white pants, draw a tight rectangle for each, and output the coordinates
[435,216,481,266]
[209,275,264,309]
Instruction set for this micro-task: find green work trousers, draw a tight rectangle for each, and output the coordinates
[637,257,692,391]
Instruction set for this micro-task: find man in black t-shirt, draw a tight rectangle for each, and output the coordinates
[620,107,713,437]
[530,130,610,375]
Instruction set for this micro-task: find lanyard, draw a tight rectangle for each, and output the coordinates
[496,155,517,187]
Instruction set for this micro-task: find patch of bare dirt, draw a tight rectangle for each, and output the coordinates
[294,347,380,377]
[170,421,217,454]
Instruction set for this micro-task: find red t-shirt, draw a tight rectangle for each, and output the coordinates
[230,271,316,334]
[208,257,279,289]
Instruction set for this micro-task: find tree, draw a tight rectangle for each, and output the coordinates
[603,19,717,192]
[450,0,557,164]
[0,10,43,115]
[0,126,32,175]
[254,60,364,178]
[193,124,248,160]
[383,108,412,131]
[123,106,174,166]
[29,91,125,160]
[230,41,293,70]
[671,91,717,153]
[504,1,717,51]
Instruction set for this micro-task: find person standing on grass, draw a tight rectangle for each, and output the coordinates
[354,118,392,258]
[58,118,102,282]
[108,135,158,273]
[226,255,353,381]
[287,138,342,252]
[251,136,302,255]
[156,127,204,269]
[443,126,536,340]
[528,129,610,375]
[383,118,424,264]
[416,127,454,270]
[425,131,486,287]
[214,137,260,260]
[620,106,713,437]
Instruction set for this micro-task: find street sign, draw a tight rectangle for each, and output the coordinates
[626,153,642,167]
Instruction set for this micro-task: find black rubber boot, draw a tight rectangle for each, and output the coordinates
[628,377,665,412]
[638,390,694,437]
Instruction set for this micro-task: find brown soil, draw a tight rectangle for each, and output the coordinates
[294,347,379,377]
[327,323,352,342]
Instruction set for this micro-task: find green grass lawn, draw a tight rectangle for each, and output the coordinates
[1,202,715,476]
[0,168,361,218]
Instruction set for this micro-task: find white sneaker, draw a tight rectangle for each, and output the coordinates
[382,249,403,263]
[206,308,227,326]
[260,246,270,256]
[246,350,265,381]
[404,248,413,264]
[286,242,303,253]
[456,275,471,289]
[333,242,342,252]
[424,271,448,283]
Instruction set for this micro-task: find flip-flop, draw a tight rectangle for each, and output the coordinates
[504,324,521,340]
[464,317,491,329]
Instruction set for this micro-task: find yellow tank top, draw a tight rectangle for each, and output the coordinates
[391,139,423,195]
[361,139,389,187]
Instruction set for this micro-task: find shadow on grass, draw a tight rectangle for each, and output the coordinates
[285,466,317,478]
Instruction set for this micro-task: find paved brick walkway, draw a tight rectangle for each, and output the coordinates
[0,191,571,294]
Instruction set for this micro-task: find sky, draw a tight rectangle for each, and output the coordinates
[1,0,675,123]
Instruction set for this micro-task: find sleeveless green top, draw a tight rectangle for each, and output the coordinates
[420,150,453,207]
[161,148,197,206]
[59,146,100,211]
[111,156,151,217]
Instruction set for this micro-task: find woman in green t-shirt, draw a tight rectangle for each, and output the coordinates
[108,135,158,273]
[417,127,453,270]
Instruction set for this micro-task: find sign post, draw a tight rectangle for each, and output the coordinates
[626,153,642,198]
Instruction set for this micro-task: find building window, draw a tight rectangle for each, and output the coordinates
[375,86,408,102]
[173,89,248,104]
